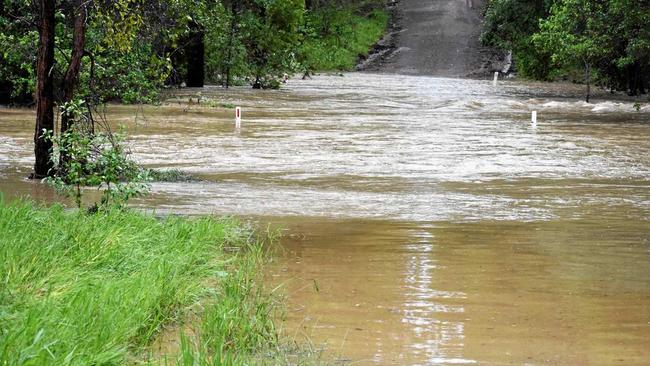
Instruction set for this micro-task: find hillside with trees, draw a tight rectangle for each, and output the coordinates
[482,0,649,100]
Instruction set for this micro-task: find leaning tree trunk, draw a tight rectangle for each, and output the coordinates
[33,0,56,179]
[61,0,87,134]
[59,0,88,171]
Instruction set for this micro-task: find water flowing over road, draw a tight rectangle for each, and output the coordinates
[1,74,649,364]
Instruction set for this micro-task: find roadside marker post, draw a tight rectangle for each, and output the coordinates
[531,111,537,127]
[235,107,241,129]
[493,72,498,86]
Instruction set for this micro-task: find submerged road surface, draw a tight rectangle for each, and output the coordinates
[1,74,649,365]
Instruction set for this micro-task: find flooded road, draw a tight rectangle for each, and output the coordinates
[1,74,649,364]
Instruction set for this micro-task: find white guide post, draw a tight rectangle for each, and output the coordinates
[531,111,537,128]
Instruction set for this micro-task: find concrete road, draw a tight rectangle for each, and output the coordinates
[366,0,490,77]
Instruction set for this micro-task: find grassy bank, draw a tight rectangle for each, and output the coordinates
[302,7,389,71]
[0,199,279,365]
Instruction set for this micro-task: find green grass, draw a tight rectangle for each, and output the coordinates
[172,247,277,366]
[0,199,280,365]
[302,7,389,71]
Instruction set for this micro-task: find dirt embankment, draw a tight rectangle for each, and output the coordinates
[359,0,506,77]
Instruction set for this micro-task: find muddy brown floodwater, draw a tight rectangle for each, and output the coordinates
[1,74,649,365]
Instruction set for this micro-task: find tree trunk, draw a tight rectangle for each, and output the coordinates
[224,1,238,89]
[61,0,87,134]
[584,62,591,103]
[186,22,205,88]
[252,75,262,89]
[627,64,636,96]
[629,61,646,96]
[33,0,56,179]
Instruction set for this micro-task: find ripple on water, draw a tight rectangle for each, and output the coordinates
[1,73,649,365]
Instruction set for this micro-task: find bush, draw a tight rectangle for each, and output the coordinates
[44,100,150,210]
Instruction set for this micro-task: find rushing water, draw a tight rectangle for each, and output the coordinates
[1,73,649,365]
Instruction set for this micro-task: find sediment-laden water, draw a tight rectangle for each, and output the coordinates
[1,74,649,365]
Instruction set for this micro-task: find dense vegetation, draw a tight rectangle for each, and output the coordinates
[482,0,649,100]
[295,5,388,72]
[0,199,282,365]
[0,0,387,104]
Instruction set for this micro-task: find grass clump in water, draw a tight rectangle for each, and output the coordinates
[146,168,197,182]
[0,198,279,365]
